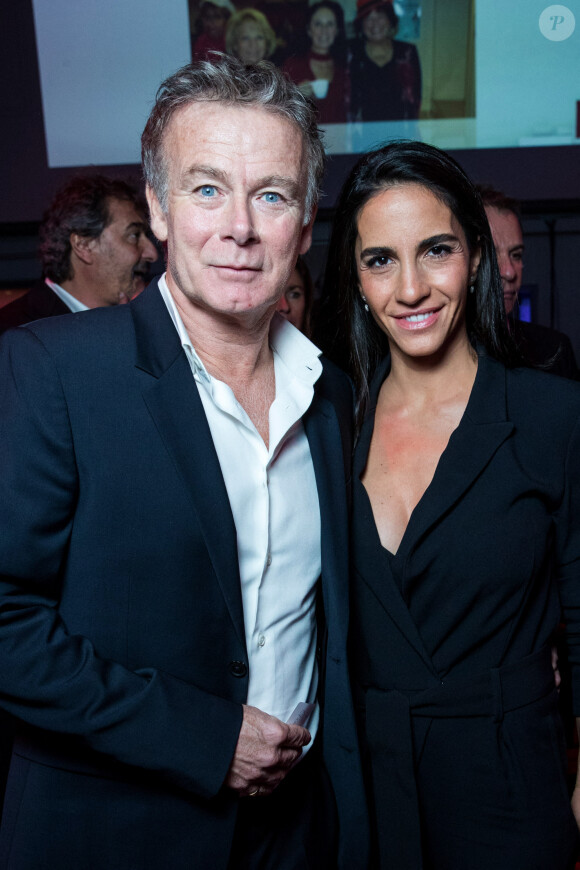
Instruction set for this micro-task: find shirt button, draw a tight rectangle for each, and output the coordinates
[266,553,272,567]
[258,635,266,648]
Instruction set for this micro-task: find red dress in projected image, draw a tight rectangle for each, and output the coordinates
[283,53,349,124]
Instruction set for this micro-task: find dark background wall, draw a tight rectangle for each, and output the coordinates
[1,1,579,355]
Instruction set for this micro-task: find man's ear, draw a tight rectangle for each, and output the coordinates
[146,185,168,243]
[70,233,97,266]
[299,204,318,256]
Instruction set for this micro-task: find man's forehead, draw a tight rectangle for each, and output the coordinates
[164,101,304,163]
[485,206,523,246]
[106,196,147,228]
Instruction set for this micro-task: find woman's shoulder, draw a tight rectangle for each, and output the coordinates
[393,39,419,60]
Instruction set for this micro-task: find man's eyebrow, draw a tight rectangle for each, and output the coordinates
[256,175,301,199]
[182,165,227,185]
[123,220,149,235]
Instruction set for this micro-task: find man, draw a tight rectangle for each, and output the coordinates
[0,57,368,869]
[0,175,158,334]
[479,184,578,379]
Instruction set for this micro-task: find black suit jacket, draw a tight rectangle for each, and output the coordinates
[0,280,70,333]
[0,281,368,868]
[350,352,580,867]
[512,317,579,379]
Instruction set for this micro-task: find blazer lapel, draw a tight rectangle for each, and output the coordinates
[26,281,70,319]
[304,389,350,638]
[353,366,438,673]
[130,283,245,647]
[403,353,514,554]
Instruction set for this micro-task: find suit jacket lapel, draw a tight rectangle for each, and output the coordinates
[304,387,350,638]
[130,282,245,647]
[26,281,70,319]
[353,359,437,672]
[403,353,514,556]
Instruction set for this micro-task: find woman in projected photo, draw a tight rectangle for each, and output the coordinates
[191,0,234,61]
[349,0,421,122]
[225,8,277,65]
[323,139,580,868]
[283,1,349,124]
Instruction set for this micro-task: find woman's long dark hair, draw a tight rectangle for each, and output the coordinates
[319,140,519,429]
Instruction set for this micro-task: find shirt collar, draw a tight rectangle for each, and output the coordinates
[157,272,323,389]
[45,278,89,313]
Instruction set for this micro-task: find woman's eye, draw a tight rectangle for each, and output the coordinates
[428,244,451,258]
[365,255,390,269]
[199,185,217,197]
[263,192,281,204]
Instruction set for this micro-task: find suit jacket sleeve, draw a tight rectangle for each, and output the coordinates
[0,326,242,798]
[555,412,580,713]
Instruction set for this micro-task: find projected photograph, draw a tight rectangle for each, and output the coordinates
[188,0,473,127]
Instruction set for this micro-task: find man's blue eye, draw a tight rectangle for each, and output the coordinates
[200,186,217,197]
[263,192,280,203]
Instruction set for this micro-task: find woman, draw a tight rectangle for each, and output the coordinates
[283,2,349,124]
[275,256,315,336]
[225,8,277,65]
[324,140,580,868]
[191,0,234,61]
[349,0,421,122]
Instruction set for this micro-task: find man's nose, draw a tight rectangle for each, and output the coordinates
[141,236,158,263]
[497,252,515,281]
[221,196,257,245]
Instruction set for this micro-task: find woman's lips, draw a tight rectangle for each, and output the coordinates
[393,309,441,330]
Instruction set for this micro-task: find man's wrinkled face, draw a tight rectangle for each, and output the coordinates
[146,102,313,325]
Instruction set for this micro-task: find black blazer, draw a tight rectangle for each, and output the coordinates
[0,280,70,333]
[512,318,579,380]
[350,352,580,868]
[0,281,369,869]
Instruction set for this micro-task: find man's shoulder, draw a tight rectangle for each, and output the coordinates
[0,282,65,333]
[1,298,135,375]
[514,318,578,378]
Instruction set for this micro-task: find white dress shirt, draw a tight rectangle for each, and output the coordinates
[45,278,89,313]
[159,275,323,742]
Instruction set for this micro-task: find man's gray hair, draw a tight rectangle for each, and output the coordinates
[142,54,325,222]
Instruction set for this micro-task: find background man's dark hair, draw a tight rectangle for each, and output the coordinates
[476,183,522,227]
[39,175,146,284]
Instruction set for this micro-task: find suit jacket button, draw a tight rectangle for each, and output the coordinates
[229,661,248,678]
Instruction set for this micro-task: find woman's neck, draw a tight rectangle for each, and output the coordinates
[385,338,478,411]
[310,47,332,60]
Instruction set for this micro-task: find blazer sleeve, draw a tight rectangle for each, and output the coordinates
[555,412,580,714]
[0,327,242,798]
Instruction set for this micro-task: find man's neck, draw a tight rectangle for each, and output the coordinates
[170,284,278,446]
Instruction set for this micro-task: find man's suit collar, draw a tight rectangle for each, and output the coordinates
[130,278,184,378]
